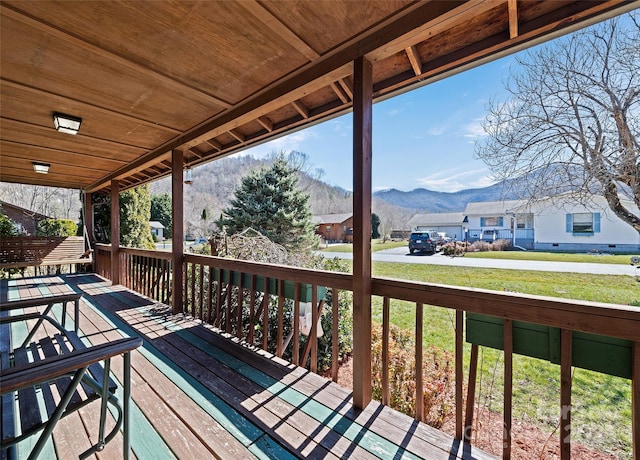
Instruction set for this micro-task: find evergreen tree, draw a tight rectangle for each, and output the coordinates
[151,193,172,237]
[371,213,381,239]
[218,157,315,251]
[120,185,155,249]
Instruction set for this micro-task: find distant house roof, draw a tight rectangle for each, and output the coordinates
[149,221,165,229]
[311,213,353,225]
[408,212,465,228]
[1,200,51,221]
[464,200,530,216]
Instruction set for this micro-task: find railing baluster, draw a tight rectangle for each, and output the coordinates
[560,329,572,460]
[215,268,222,327]
[504,319,513,460]
[190,262,196,318]
[455,310,463,440]
[249,275,256,345]
[226,270,233,333]
[262,277,269,351]
[331,287,339,383]
[310,284,318,373]
[237,272,244,339]
[199,264,204,321]
[415,302,424,422]
[293,282,300,365]
[146,256,152,297]
[183,261,188,315]
[277,279,284,357]
[207,266,214,325]
[465,343,479,444]
[633,341,639,459]
[382,297,390,405]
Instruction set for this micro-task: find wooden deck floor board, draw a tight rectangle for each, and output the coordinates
[2,274,497,460]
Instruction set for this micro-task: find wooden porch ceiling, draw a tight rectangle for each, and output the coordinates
[0,0,637,193]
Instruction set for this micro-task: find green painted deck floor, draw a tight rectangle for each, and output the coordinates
[1,274,495,460]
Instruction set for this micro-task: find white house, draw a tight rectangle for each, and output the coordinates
[464,200,535,249]
[531,195,639,253]
[149,221,165,239]
[407,194,639,253]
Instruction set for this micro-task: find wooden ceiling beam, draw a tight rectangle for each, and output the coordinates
[229,129,245,143]
[204,139,223,151]
[1,4,232,110]
[508,0,519,39]
[291,100,309,119]
[405,46,423,76]
[237,0,319,61]
[330,82,349,104]
[257,116,274,132]
[338,78,353,100]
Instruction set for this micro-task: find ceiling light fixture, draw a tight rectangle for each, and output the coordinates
[33,162,50,174]
[184,166,193,185]
[53,112,82,135]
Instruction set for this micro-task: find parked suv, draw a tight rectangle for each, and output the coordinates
[408,230,441,254]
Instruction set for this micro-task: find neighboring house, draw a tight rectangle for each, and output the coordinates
[0,200,51,235]
[531,195,639,253]
[312,213,353,243]
[407,195,640,252]
[464,200,534,249]
[149,221,165,239]
[407,212,465,240]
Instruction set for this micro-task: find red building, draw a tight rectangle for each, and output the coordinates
[1,201,51,235]
[312,213,353,243]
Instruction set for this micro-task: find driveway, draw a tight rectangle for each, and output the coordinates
[321,246,638,276]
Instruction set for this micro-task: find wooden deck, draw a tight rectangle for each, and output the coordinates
[1,274,495,460]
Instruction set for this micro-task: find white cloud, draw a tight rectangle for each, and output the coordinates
[463,118,487,138]
[426,125,448,136]
[416,168,494,192]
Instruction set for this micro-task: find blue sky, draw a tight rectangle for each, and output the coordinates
[242,56,514,193]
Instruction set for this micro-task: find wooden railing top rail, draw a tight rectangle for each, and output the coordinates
[185,253,353,291]
[120,246,173,260]
[372,276,640,341]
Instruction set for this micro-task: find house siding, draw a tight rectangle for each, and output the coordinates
[533,199,639,253]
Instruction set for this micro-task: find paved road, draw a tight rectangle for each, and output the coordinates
[321,246,638,277]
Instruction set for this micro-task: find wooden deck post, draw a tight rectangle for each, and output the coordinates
[84,191,93,244]
[172,149,184,315]
[352,55,373,410]
[110,180,120,285]
[633,341,639,459]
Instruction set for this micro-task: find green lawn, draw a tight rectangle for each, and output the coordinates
[463,250,634,265]
[366,261,636,457]
[320,240,407,253]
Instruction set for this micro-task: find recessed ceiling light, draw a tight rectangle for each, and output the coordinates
[53,112,82,135]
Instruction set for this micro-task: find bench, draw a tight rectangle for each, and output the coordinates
[0,293,82,335]
[0,236,93,273]
[0,296,141,459]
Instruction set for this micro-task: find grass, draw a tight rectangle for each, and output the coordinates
[463,250,634,265]
[320,240,407,253]
[365,261,636,457]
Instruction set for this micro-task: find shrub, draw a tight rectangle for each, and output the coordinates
[492,239,512,251]
[441,241,470,256]
[36,218,78,237]
[371,322,455,428]
[471,240,492,252]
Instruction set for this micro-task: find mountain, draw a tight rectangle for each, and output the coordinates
[373,180,520,213]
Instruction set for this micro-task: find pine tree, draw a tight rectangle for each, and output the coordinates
[150,193,172,237]
[218,157,315,251]
[119,185,155,249]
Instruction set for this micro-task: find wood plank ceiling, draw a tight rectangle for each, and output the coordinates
[1,0,637,194]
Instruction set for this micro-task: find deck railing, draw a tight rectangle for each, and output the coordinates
[94,245,639,458]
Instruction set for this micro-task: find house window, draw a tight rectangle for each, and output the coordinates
[326,225,331,232]
[480,216,503,227]
[566,212,600,235]
[516,216,526,229]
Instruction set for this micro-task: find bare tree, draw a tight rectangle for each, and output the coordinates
[475,13,639,233]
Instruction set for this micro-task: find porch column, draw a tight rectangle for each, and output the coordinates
[83,191,93,244]
[110,180,120,285]
[171,149,184,315]
[352,55,373,409]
